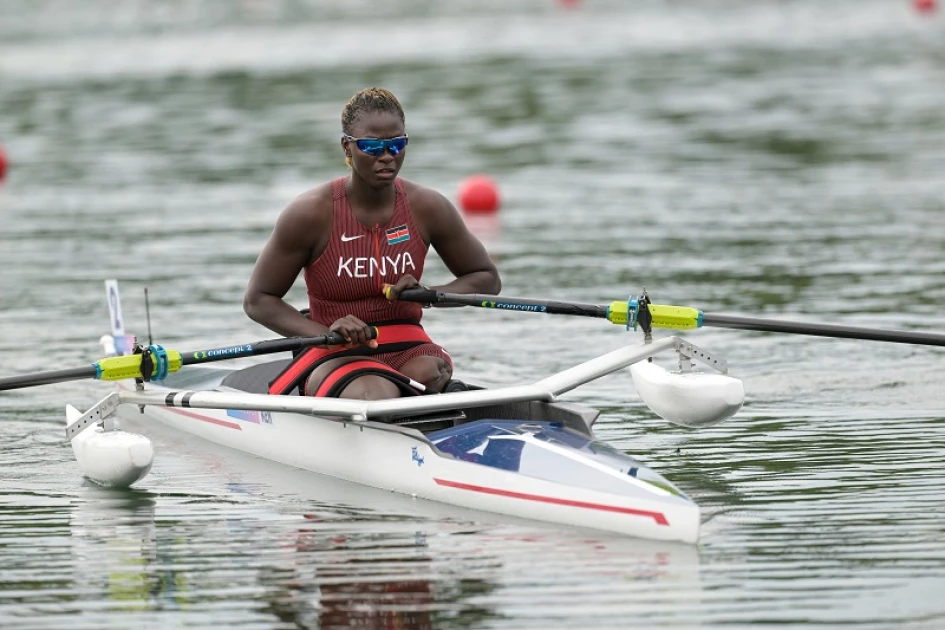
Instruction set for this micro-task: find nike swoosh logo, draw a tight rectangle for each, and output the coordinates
[340,234,364,242]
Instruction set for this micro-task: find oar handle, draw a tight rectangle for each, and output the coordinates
[396,287,612,318]
[145,328,379,373]
[180,331,351,366]
[390,286,440,304]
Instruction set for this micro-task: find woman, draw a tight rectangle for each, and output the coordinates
[244,87,501,400]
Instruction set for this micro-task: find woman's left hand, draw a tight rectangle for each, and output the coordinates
[382,275,424,301]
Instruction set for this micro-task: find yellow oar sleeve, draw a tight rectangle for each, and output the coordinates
[606,301,702,330]
[93,350,183,381]
[606,300,632,326]
[648,304,702,330]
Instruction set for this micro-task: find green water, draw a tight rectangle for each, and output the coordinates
[1,1,944,628]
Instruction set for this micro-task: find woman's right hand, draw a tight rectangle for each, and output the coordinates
[329,315,379,349]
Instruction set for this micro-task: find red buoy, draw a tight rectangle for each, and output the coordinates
[914,0,937,13]
[458,175,500,214]
[0,144,8,182]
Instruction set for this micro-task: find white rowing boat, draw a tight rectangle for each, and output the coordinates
[65,333,743,545]
[9,281,939,544]
[57,282,748,545]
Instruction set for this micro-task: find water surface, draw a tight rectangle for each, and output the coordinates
[1,1,944,628]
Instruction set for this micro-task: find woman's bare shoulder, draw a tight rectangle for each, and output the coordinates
[400,178,451,213]
[278,181,336,229]
[287,182,335,215]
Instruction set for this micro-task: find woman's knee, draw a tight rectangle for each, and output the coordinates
[305,357,409,400]
[338,375,401,400]
[304,358,349,395]
[401,356,452,392]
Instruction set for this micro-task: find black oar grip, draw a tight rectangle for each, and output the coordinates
[232,327,379,358]
[322,331,347,346]
[396,287,440,305]
[322,327,378,346]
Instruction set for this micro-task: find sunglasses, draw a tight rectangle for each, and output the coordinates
[342,134,409,157]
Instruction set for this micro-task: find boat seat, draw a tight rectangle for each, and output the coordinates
[385,380,474,432]
[221,359,294,394]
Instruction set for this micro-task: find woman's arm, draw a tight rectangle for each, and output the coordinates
[244,191,331,338]
[410,185,501,295]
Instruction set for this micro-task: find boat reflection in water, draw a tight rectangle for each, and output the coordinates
[67,418,702,626]
[68,487,186,611]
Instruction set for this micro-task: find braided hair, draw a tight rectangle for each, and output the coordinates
[341,87,405,136]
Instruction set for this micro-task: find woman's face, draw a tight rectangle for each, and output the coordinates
[342,110,407,188]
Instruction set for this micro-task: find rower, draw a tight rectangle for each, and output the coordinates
[243,87,500,400]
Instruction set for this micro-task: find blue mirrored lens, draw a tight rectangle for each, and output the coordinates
[355,139,385,156]
[387,137,408,155]
[355,136,408,156]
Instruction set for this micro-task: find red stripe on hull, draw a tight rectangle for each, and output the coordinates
[166,407,242,430]
[434,478,669,526]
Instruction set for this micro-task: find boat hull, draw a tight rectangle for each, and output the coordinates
[114,376,700,544]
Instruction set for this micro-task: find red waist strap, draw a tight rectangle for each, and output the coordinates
[268,324,433,395]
